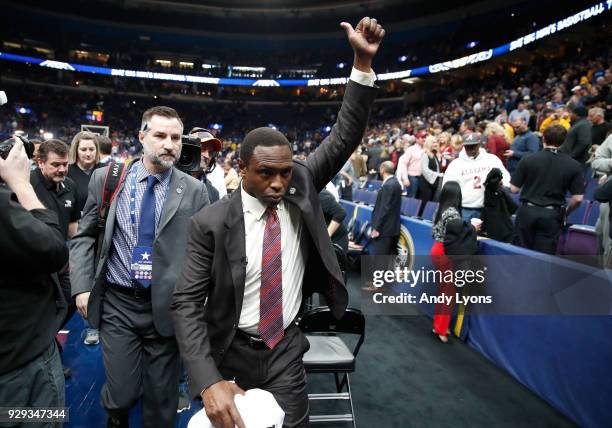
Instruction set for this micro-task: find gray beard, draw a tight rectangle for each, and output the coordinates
[151,155,176,169]
[144,149,177,170]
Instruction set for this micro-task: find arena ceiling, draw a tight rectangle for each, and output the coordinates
[0,0,599,52]
[2,0,522,33]
[96,0,476,18]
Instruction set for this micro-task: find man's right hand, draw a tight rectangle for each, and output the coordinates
[76,292,90,319]
[202,380,246,428]
[340,17,385,73]
[0,138,32,191]
[0,138,44,211]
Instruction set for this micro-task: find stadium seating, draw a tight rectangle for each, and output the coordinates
[566,199,589,225]
[421,201,439,222]
[584,201,601,227]
[400,197,422,217]
[365,180,383,191]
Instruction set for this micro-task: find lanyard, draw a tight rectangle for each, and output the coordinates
[129,171,141,235]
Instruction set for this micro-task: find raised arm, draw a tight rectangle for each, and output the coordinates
[307,17,384,191]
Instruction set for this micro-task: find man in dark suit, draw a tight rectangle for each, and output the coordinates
[370,161,402,255]
[172,17,384,428]
[70,106,209,427]
[560,105,593,166]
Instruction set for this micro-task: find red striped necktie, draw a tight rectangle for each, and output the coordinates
[259,206,284,349]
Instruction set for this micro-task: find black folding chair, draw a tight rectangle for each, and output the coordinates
[299,307,365,427]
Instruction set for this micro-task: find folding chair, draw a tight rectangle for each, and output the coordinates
[299,307,365,427]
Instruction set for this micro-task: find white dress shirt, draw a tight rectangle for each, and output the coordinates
[238,67,376,334]
[239,186,306,334]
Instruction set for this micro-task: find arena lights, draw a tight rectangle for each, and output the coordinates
[0,1,609,88]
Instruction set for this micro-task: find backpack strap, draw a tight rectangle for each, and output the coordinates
[97,161,129,228]
[95,161,130,260]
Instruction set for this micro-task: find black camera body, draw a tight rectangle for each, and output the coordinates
[177,135,202,173]
[0,135,35,160]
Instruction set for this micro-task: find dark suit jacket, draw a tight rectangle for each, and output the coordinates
[560,118,593,163]
[172,80,377,397]
[371,176,402,237]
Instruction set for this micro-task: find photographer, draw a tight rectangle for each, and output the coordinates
[0,139,68,416]
[189,128,227,202]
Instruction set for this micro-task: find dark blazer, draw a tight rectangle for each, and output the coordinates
[560,118,593,163]
[371,176,402,237]
[171,80,378,397]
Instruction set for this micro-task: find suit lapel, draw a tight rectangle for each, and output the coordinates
[224,191,247,314]
[158,169,185,235]
[282,182,309,215]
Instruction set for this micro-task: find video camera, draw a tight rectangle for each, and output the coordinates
[188,127,222,175]
[0,135,35,160]
[177,135,202,173]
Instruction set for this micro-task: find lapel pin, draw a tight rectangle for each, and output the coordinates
[176,187,183,194]
[289,187,296,195]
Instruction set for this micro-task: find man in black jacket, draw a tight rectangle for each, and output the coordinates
[370,161,402,255]
[512,125,585,254]
[560,105,593,166]
[0,139,69,414]
[31,138,80,351]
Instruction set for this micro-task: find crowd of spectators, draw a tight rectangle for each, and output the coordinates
[2,36,611,224]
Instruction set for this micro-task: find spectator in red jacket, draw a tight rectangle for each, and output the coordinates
[484,122,511,167]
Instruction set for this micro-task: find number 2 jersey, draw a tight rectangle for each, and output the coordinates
[442,148,511,209]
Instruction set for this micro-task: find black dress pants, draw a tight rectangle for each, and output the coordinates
[369,235,398,256]
[219,325,310,428]
[514,205,563,255]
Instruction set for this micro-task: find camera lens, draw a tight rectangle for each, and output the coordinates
[179,150,193,167]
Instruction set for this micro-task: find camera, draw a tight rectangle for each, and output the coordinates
[177,135,202,173]
[0,135,35,160]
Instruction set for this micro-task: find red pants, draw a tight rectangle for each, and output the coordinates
[430,242,455,335]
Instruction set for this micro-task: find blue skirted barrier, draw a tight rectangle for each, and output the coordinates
[340,199,612,427]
